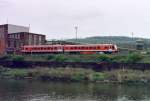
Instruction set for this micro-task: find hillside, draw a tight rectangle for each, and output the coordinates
[67,36,150,48]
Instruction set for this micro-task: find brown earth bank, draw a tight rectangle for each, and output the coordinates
[0,53,149,71]
[0,60,150,71]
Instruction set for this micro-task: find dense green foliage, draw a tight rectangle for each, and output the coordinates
[97,54,113,62]
[11,55,25,61]
[0,67,150,83]
[125,53,142,63]
[92,73,106,81]
[0,55,25,61]
[2,53,142,63]
[0,53,144,63]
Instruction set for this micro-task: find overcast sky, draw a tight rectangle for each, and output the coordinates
[0,0,150,39]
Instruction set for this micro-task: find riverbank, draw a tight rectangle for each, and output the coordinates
[0,67,150,84]
[0,53,144,63]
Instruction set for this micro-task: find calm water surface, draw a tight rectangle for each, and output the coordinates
[0,79,150,101]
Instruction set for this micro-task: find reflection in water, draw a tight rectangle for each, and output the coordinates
[0,80,149,101]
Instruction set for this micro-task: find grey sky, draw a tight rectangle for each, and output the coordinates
[0,0,150,39]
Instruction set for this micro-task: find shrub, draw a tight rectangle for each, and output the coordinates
[91,72,106,81]
[68,58,81,62]
[126,53,143,63]
[1,69,28,78]
[53,55,67,62]
[97,54,112,62]
[46,55,55,60]
[11,55,25,61]
[0,55,12,60]
[71,73,85,81]
[112,55,127,63]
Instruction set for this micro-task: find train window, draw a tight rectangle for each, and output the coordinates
[74,47,77,49]
[89,47,92,49]
[41,47,43,50]
[85,47,88,49]
[54,47,57,50]
[65,47,68,49]
[71,47,73,49]
[112,46,115,49]
[81,47,84,49]
[25,48,28,50]
[97,46,100,49]
[104,46,108,49]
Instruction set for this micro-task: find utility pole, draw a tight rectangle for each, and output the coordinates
[75,26,78,42]
[28,24,30,32]
[131,32,134,40]
[109,34,112,44]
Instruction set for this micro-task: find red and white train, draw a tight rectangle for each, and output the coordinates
[21,44,118,54]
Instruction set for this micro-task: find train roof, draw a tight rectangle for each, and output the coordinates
[23,44,116,47]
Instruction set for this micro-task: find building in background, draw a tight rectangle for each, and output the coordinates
[136,39,145,50]
[0,24,46,54]
[0,24,29,54]
[7,32,46,54]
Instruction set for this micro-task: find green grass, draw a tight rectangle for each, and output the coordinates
[91,72,106,81]
[0,69,28,78]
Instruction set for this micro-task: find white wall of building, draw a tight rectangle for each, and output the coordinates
[8,24,29,33]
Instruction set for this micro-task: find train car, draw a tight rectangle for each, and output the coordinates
[64,44,118,54]
[21,45,63,54]
[21,44,118,54]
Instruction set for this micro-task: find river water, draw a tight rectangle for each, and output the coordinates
[0,80,149,101]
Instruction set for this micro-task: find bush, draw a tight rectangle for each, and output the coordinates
[112,55,127,63]
[126,53,143,63]
[91,72,106,81]
[0,55,12,60]
[53,55,67,62]
[97,54,112,62]
[11,55,25,61]
[1,69,28,78]
[68,58,81,62]
[71,73,85,81]
[46,55,55,60]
